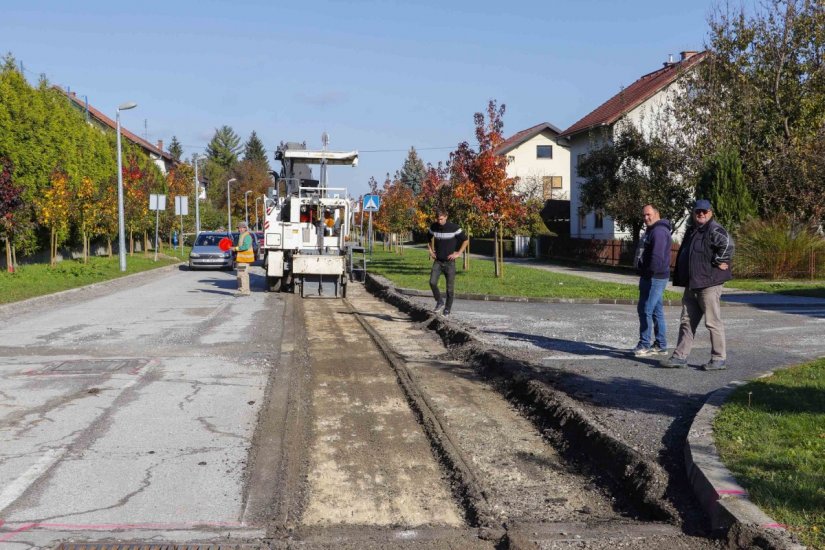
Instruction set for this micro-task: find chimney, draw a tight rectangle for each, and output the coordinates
[663,53,675,68]
[156,139,163,151]
[680,51,699,62]
[70,91,77,97]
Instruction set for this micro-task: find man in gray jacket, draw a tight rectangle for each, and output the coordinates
[660,200,734,370]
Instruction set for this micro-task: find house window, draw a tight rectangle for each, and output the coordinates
[579,210,587,229]
[507,155,515,165]
[594,210,604,229]
[536,145,553,159]
[576,154,586,176]
[542,176,563,199]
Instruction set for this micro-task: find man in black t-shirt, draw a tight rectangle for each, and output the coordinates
[427,210,468,316]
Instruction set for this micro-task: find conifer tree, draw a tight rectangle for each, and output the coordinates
[243,131,269,169]
[168,135,183,161]
[696,147,756,231]
[398,147,426,194]
[206,126,242,169]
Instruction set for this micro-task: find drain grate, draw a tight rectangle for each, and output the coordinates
[54,543,267,550]
[41,358,149,374]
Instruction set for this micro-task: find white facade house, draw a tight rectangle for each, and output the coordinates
[495,122,571,201]
[561,51,705,239]
[60,88,176,175]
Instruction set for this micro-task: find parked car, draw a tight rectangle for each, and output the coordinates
[188,231,234,270]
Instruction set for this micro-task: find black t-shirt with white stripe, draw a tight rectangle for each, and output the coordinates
[429,221,467,261]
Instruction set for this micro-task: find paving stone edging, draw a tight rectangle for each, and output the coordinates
[365,273,679,524]
[686,378,807,549]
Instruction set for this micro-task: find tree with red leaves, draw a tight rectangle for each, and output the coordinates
[0,156,23,272]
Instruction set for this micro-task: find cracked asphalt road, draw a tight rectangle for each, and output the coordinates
[0,266,280,549]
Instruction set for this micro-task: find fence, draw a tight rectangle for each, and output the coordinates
[540,237,825,280]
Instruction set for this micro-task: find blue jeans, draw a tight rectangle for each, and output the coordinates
[638,277,668,349]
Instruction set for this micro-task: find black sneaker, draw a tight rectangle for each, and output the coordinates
[701,359,727,371]
[442,309,451,317]
[433,300,445,313]
[659,355,688,368]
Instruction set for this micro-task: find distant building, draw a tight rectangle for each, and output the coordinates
[560,51,705,239]
[58,87,176,175]
[495,122,571,201]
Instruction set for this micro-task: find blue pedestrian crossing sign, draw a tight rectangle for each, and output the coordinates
[363,194,381,212]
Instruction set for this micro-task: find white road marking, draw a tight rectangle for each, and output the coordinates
[0,448,63,513]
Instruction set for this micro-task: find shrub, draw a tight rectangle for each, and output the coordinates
[736,216,825,279]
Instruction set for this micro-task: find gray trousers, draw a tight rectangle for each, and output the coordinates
[674,285,726,360]
[236,263,250,295]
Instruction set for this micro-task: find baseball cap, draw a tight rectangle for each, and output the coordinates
[694,199,712,211]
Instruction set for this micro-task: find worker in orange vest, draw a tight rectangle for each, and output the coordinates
[233,221,255,296]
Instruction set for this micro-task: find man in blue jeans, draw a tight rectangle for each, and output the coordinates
[632,204,672,357]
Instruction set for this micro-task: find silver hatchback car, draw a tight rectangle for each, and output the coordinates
[188,231,234,270]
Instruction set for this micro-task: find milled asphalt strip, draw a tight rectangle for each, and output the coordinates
[364,273,678,523]
[686,378,806,550]
[344,298,499,535]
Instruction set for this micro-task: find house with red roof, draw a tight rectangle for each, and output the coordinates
[58,87,176,175]
[560,50,705,239]
[494,122,571,202]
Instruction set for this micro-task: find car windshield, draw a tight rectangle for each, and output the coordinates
[195,234,228,247]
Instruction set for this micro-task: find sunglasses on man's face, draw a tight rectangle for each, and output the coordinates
[694,209,710,215]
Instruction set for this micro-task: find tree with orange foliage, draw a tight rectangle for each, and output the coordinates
[123,153,150,255]
[447,100,524,277]
[33,168,72,266]
[73,176,97,263]
[414,163,450,233]
[376,174,416,254]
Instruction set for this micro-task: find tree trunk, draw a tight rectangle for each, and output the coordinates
[4,237,12,273]
[494,226,500,278]
[50,228,57,267]
[107,239,112,257]
[129,232,134,255]
[463,234,470,271]
[498,222,504,278]
[82,231,88,263]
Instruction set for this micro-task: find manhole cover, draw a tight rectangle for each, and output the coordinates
[54,544,266,550]
[41,358,149,374]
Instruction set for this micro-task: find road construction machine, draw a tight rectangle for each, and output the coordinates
[261,141,359,297]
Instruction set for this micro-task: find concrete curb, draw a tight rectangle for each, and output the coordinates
[365,273,679,524]
[395,286,825,309]
[0,262,184,318]
[686,376,806,549]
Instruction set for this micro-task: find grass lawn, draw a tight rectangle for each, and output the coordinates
[714,359,825,549]
[0,252,185,305]
[366,247,682,301]
[726,279,825,299]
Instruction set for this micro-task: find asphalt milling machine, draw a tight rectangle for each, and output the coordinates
[261,141,365,297]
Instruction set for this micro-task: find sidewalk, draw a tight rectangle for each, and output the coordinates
[503,256,825,309]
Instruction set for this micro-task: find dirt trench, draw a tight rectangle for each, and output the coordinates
[248,284,721,549]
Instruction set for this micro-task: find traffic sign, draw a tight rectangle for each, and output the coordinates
[363,194,381,212]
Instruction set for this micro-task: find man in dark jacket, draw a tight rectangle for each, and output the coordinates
[660,200,734,370]
[427,210,468,317]
[632,204,672,357]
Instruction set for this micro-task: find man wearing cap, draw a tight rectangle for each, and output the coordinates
[660,199,734,370]
[233,221,255,296]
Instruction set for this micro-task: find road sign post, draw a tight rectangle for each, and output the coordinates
[149,194,167,262]
[362,195,380,255]
[175,196,189,257]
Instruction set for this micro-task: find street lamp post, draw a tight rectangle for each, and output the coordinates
[192,153,206,235]
[244,190,252,226]
[116,101,138,272]
[254,196,262,231]
[226,178,237,231]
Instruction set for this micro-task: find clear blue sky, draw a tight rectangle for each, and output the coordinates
[2,0,717,196]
